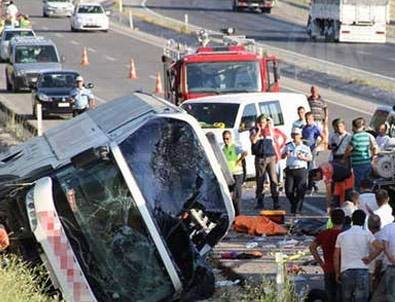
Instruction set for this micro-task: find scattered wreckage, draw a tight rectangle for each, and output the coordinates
[0,92,235,301]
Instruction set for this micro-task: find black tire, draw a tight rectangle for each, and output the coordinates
[305,288,326,302]
[43,11,48,17]
[5,72,11,91]
[71,25,76,32]
[12,77,19,93]
[262,7,272,13]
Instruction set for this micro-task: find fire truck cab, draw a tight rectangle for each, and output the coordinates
[162,34,280,105]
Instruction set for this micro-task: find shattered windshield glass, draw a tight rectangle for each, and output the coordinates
[186,61,261,93]
[54,159,174,301]
[119,117,229,285]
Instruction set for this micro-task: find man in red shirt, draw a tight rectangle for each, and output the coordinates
[310,209,345,302]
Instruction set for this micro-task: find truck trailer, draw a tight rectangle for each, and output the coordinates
[307,0,390,43]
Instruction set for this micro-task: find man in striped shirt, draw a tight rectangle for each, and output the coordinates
[345,117,378,192]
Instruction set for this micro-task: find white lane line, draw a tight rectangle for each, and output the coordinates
[282,84,374,115]
[356,50,372,56]
[104,55,117,61]
[42,26,49,30]
[149,75,156,80]
[87,47,96,53]
[55,33,64,38]
[71,40,80,45]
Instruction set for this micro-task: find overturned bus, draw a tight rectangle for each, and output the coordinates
[0,92,234,301]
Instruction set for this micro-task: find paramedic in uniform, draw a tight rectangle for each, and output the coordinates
[70,76,96,117]
[283,128,312,215]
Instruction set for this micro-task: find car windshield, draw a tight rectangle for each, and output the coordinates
[54,158,175,301]
[4,31,34,41]
[78,5,104,13]
[119,118,229,285]
[186,61,261,93]
[38,73,78,88]
[14,45,58,64]
[182,103,239,128]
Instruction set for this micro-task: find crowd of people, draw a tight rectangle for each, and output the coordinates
[221,85,395,301]
[0,1,31,32]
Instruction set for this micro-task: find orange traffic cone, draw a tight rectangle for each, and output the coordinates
[128,59,137,80]
[154,72,163,94]
[80,47,89,66]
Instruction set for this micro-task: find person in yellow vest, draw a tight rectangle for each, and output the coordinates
[222,130,247,216]
[18,14,30,28]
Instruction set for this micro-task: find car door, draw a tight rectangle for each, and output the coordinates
[235,102,258,178]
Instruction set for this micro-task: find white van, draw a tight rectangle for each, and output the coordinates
[181,92,311,178]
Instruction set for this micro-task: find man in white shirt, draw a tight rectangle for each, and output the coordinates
[328,118,351,163]
[373,189,394,228]
[334,210,377,302]
[6,1,18,26]
[380,222,395,301]
[359,179,378,215]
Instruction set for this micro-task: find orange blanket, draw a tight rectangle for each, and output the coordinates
[233,215,288,236]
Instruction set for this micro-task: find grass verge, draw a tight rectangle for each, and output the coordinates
[0,254,58,302]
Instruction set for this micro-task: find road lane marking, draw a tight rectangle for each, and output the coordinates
[71,40,80,45]
[42,26,49,30]
[356,50,372,56]
[87,47,96,53]
[55,33,64,38]
[104,55,116,61]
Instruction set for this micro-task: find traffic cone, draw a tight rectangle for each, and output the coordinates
[154,72,163,94]
[128,59,137,80]
[80,47,89,66]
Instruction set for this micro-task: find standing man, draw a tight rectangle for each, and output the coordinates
[292,106,306,130]
[310,209,345,302]
[334,210,377,302]
[302,111,323,192]
[282,128,312,214]
[373,189,394,228]
[222,130,247,216]
[381,221,395,300]
[6,1,18,26]
[70,76,96,117]
[250,114,280,210]
[344,117,378,192]
[328,118,351,163]
[307,85,326,130]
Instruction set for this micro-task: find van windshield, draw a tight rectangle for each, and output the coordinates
[54,158,174,301]
[182,103,239,128]
[15,45,58,64]
[5,30,34,41]
[186,61,261,93]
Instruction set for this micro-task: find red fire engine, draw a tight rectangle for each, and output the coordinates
[161,32,280,105]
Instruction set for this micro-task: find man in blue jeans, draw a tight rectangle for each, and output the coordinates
[334,210,379,302]
[344,117,378,192]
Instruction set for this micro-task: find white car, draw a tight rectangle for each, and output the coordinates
[70,3,110,32]
[0,27,35,61]
[43,0,74,17]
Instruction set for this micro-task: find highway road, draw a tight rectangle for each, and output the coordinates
[132,0,395,79]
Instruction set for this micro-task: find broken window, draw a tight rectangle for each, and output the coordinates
[54,158,174,301]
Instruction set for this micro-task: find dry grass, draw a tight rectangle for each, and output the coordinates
[0,255,58,302]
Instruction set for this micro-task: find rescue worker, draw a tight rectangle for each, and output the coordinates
[250,114,280,210]
[309,161,354,213]
[18,14,31,28]
[69,76,96,117]
[222,130,247,216]
[283,128,312,215]
[6,1,19,27]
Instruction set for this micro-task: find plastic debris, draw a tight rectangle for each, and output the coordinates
[215,279,241,287]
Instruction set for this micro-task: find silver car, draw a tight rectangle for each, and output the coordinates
[0,27,35,62]
[43,0,74,17]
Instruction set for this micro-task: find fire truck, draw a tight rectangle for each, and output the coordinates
[161,32,280,105]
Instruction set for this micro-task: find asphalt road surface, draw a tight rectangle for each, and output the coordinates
[134,0,395,78]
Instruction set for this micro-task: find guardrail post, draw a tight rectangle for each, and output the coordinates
[129,10,134,29]
[184,14,188,28]
[275,252,285,299]
[36,103,43,136]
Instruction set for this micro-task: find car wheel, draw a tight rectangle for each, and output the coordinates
[12,78,19,93]
[71,25,76,32]
[43,11,48,17]
[5,72,11,91]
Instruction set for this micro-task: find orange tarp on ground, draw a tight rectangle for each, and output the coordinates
[0,226,9,251]
[233,215,288,236]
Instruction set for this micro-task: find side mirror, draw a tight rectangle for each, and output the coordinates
[105,11,111,16]
[86,83,94,89]
[239,120,255,132]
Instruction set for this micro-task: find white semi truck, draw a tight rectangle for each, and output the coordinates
[307,0,390,43]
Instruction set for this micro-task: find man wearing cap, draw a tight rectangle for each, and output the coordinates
[70,76,96,117]
[282,128,312,214]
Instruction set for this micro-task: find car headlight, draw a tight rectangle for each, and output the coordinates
[37,93,51,102]
[15,70,25,77]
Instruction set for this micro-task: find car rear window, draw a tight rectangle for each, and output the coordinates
[78,5,104,13]
[5,31,34,41]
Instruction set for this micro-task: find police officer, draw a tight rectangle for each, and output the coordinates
[250,114,280,210]
[70,76,96,117]
[283,128,312,214]
[222,130,247,216]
